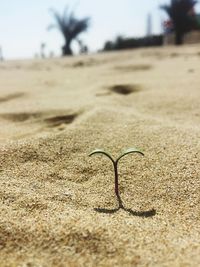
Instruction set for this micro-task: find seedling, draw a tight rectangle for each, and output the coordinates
[89,148,144,199]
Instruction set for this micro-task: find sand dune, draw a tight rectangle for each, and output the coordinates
[0,45,200,266]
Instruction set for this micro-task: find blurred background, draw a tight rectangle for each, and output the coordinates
[0,0,200,60]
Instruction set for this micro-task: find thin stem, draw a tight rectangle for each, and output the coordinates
[113,161,119,197]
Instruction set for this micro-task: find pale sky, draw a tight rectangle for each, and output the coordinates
[0,0,199,59]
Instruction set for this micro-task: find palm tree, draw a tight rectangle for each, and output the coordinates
[161,0,198,45]
[48,7,90,56]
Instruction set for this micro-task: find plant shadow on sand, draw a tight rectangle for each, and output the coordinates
[94,195,156,217]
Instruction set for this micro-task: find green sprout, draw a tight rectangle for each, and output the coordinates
[89,148,144,200]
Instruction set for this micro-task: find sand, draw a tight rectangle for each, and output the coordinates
[0,45,200,267]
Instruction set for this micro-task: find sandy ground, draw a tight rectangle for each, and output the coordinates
[0,45,200,267]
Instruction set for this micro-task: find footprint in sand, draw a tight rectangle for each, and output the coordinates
[72,58,97,68]
[0,112,41,122]
[0,92,25,103]
[108,84,141,95]
[0,111,79,132]
[114,64,152,72]
[44,114,78,128]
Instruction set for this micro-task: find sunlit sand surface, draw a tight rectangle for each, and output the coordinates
[0,45,200,266]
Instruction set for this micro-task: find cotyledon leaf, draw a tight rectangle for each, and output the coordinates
[89,148,144,198]
[89,149,115,163]
[116,147,144,163]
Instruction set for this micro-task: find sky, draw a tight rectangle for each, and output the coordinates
[0,0,200,60]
